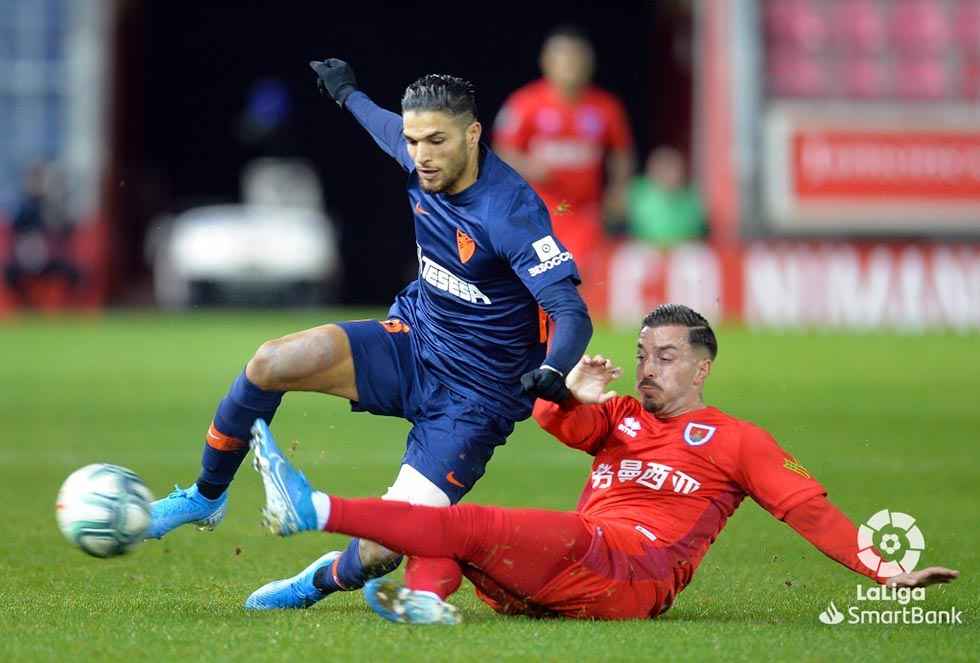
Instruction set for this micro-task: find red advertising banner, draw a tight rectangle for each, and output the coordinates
[794,131,980,200]
[763,105,980,231]
[585,241,980,330]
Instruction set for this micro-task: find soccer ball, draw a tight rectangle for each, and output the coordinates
[55,464,154,558]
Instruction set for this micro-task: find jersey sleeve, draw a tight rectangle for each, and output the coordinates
[536,279,592,376]
[532,397,613,455]
[344,91,414,172]
[734,423,827,520]
[490,194,581,298]
[492,93,534,152]
[604,96,633,152]
[784,495,883,584]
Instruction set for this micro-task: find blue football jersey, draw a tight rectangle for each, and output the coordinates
[347,92,580,419]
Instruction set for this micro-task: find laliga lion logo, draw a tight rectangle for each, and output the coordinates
[857,509,925,578]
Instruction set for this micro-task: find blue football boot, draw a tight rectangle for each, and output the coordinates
[363,578,462,625]
[249,419,319,535]
[145,483,228,540]
[244,550,342,610]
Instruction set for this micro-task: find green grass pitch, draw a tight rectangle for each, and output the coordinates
[0,311,977,662]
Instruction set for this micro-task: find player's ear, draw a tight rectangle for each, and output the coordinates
[693,358,712,387]
[467,120,482,148]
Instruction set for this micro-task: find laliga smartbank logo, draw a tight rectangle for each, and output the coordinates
[817,585,962,626]
[817,510,963,626]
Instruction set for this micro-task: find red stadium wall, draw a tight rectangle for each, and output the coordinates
[582,241,980,330]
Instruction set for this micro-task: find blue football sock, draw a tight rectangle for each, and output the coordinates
[196,370,284,495]
[197,447,248,499]
[313,539,403,592]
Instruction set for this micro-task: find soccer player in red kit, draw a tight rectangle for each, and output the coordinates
[250,304,958,624]
[493,26,634,273]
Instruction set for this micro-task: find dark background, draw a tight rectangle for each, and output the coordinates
[111,2,693,303]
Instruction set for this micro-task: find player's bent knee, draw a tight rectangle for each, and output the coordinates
[244,339,283,389]
[244,324,353,392]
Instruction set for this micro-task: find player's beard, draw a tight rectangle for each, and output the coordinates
[638,381,664,414]
[640,395,663,414]
[420,147,469,193]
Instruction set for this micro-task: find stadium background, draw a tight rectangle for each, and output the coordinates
[1,2,977,661]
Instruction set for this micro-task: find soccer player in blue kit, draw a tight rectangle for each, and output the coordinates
[146,58,594,610]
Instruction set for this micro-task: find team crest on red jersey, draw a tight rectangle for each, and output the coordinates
[456,228,476,264]
[683,422,716,447]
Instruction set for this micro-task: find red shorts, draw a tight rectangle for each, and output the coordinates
[466,519,677,620]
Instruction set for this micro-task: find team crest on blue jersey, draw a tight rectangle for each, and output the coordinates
[456,228,476,264]
[683,422,716,447]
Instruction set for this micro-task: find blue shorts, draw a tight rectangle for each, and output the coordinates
[337,318,516,504]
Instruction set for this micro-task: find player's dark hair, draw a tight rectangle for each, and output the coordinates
[402,74,478,121]
[642,304,718,360]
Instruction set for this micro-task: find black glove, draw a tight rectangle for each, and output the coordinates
[309,58,357,107]
[520,366,570,403]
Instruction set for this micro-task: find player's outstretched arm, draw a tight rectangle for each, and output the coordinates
[310,59,412,171]
[782,495,896,584]
[783,495,960,588]
[735,424,961,590]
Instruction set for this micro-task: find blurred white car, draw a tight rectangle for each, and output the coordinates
[148,204,340,308]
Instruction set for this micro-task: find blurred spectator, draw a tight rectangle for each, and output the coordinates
[238,78,301,157]
[493,25,634,272]
[3,162,82,306]
[627,147,704,246]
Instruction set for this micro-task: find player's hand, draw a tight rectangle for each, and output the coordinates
[521,366,571,403]
[309,58,358,107]
[885,566,959,589]
[565,355,621,404]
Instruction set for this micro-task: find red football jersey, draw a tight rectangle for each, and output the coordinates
[534,396,828,596]
[493,79,632,211]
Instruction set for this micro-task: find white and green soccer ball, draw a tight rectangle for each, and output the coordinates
[56,464,154,558]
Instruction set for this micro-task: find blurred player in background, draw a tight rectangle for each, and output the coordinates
[494,25,635,273]
[147,60,593,611]
[3,162,82,306]
[249,304,958,624]
[627,146,705,246]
